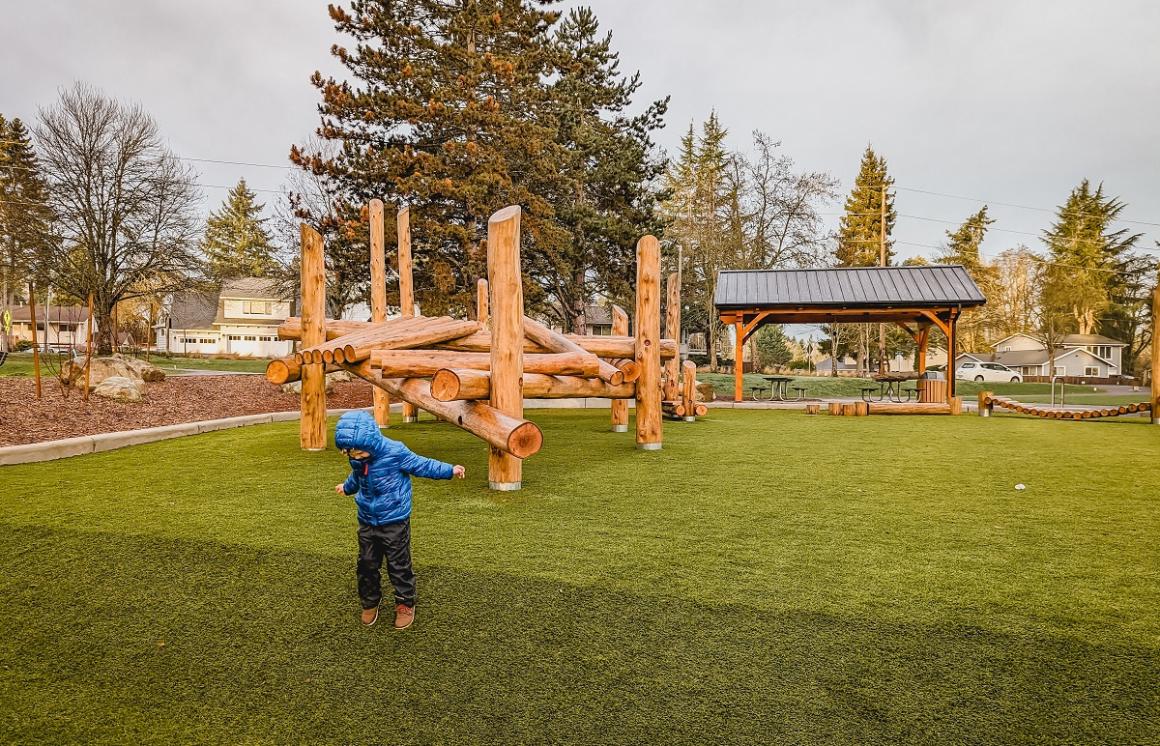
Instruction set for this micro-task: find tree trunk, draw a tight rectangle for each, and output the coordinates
[95,306,115,355]
[707,301,718,371]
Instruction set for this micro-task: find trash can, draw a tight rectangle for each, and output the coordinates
[918,370,947,403]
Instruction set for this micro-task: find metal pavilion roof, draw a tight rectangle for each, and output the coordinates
[714,265,986,310]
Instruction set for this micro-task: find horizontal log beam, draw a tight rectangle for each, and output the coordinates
[523,317,623,385]
[341,365,543,459]
[430,369,636,402]
[278,317,369,341]
[370,350,599,377]
[265,357,342,385]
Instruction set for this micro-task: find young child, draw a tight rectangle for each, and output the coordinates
[333,410,465,629]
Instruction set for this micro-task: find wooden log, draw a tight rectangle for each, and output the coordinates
[949,396,963,416]
[978,390,992,417]
[610,305,629,432]
[397,206,418,422]
[369,199,391,426]
[681,359,697,421]
[841,403,857,416]
[661,400,687,417]
[855,401,869,416]
[607,357,641,384]
[866,402,953,415]
[299,224,327,450]
[430,331,678,359]
[266,357,344,385]
[371,349,599,377]
[805,403,820,415]
[294,316,427,363]
[828,402,843,416]
[523,317,623,386]
[368,376,542,459]
[663,272,681,400]
[487,206,525,490]
[635,235,662,450]
[694,403,708,417]
[476,278,489,326]
[431,369,636,402]
[341,318,480,363]
[278,317,369,341]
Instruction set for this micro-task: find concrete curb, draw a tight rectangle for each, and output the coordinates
[0,407,371,467]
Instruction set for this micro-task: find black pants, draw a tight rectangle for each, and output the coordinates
[357,520,415,609]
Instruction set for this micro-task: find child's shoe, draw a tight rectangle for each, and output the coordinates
[394,604,415,630]
[360,607,379,626]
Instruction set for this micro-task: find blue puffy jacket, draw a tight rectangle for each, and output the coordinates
[334,410,454,525]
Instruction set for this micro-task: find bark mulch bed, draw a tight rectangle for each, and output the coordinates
[0,375,373,447]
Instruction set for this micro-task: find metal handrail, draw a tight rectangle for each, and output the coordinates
[1050,375,1066,408]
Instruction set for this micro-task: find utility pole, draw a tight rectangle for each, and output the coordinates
[878,182,887,374]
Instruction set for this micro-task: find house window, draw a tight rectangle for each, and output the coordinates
[243,301,272,315]
[244,335,257,341]
[228,335,242,341]
[1084,366,1099,377]
[1053,365,1065,376]
[201,338,215,344]
[1089,345,1112,359]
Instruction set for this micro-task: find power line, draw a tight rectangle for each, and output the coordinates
[896,185,1160,228]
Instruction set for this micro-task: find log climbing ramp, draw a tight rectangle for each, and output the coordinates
[267,202,705,490]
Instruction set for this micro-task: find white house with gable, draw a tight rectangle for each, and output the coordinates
[971,332,1127,382]
[155,278,294,358]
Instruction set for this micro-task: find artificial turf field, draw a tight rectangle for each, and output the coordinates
[1,409,1157,744]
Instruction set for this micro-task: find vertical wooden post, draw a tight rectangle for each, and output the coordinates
[299,224,327,450]
[487,206,524,490]
[397,207,418,422]
[610,304,629,432]
[916,324,929,374]
[946,312,957,404]
[681,359,697,422]
[663,272,680,400]
[1152,286,1159,424]
[734,319,744,403]
[635,235,662,450]
[476,278,489,326]
[978,390,991,417]
[84,292,94,401]
[28,282,41,400]
[368,199,390,427]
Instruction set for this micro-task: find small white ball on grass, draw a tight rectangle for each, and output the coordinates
[1014,483,1026,491]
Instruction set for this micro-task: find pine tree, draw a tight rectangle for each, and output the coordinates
[753,324,791,370]
[836,145,894,267]
[941,206,998,350]
[295,0,566,316]
[528,6,668,331]
[202,179,277,281]
[0,116,54,306]
[1040,180,1142,335]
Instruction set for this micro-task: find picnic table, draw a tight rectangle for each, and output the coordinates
[862,373,920,403]
[752,375,805,402]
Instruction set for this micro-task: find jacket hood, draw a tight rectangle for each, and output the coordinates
[334,411,388,455]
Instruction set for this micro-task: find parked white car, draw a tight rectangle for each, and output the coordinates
[956,360,1023,383]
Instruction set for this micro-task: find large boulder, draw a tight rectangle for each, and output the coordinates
[93,375,145,402]
[696,381,716,402]
[64,354,165,389]
[281,369,353,395]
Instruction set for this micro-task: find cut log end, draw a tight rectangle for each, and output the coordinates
[507,421,543,459]
[266,359,295,385]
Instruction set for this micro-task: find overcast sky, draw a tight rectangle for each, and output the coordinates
[5,0,1159,264]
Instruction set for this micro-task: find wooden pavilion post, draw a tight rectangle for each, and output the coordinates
[733,319,744,403]
[299,225,327,450]
[610,304,629,432]
[916,323,930,374]
[1152,286,1159,424]
[28,282,41,400]
[487,206,525,490]
[663,272,680,400]
[635,235,662,450]
[397,206,418,423]
[369,199,390,427]
[946,310,957,404]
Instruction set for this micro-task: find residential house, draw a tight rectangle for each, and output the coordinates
[582,304,613,336]
[966,332,1128,383]
[5,305,94,352]
[155,278,294,358]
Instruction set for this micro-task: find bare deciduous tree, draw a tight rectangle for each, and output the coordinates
[34,83,202,355]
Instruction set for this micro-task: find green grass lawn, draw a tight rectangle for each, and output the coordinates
[1,410,1157,744]
[0,352,270,376]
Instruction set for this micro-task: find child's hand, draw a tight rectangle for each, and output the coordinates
[452,465,466,479]
[334,483,345,495]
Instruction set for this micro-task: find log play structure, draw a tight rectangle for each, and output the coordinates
[266,202,703,490]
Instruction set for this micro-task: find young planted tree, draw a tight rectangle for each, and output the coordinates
[0,116,54,307]
[753,324,792,371]
[34,83,201,355]
[203,179,277,281]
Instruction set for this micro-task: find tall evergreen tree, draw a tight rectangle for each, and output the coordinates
[1040,180,1141,335]
[294,0,566,316]
[941,206,998,350]
[528,6,668,332]
[836,145,894,267]
[203,179,277,281]
[0,116,54,306]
